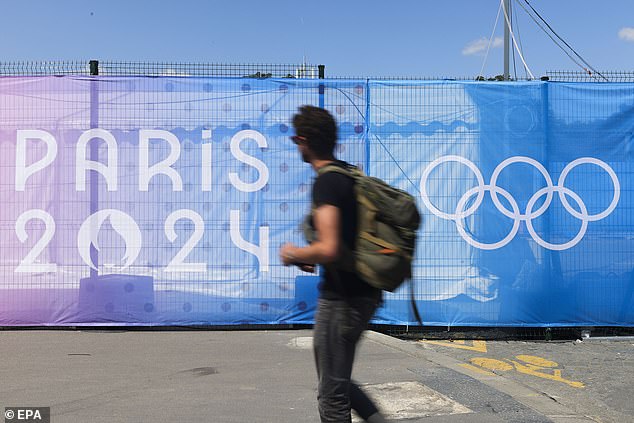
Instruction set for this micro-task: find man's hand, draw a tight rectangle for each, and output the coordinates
[280,242,297,266]
[280,243,316,273]
[297,263,316,273]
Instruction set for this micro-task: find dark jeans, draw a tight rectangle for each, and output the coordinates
[313,296,381,423]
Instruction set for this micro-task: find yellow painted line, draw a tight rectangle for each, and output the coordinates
[470,357,513,371]
[508,357,585,389]
[515,354,558,368]
[467,355,585,389]
[459,363,497,376]
[421,340,487,353]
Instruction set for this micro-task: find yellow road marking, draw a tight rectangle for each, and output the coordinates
[421,340,488,353]
[459,363,498,376]
[420,340,584,389]
[515,355,558,368]
[468,355,585,389]
[509,356,585,388]
[470,357,513,371]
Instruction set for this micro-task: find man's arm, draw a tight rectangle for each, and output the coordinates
[280,204,340,266]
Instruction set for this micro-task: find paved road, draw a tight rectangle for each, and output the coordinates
[415,335,634,422]
[0,329,632,422]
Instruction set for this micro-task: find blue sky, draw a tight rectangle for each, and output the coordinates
[1,0,632,78]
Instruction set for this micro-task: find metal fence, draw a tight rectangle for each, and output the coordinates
[1,61,633,82]
[546,70,634,82]
[2,61,634,339]
[0,61,324,79]
[0,61,92,76]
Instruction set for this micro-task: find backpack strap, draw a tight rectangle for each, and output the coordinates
[316,162,362,178]
[311,162,358,274]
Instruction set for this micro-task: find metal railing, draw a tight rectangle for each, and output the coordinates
[1,61,632,82]
[0,61,91,76]
[546,70,634,82]
[0,60,324,78]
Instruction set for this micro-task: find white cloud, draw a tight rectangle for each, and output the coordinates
[463,37,504,56]
[618,27,634,42]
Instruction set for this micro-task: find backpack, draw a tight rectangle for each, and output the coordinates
[303,163,421,292]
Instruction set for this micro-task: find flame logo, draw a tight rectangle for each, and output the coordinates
[77,209,142,270]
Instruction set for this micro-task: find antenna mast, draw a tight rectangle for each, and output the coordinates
[503,0,512,80]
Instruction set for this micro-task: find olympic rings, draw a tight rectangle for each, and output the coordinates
[455,185,522,250]
[419,155,620,251]
[420,155,485,220]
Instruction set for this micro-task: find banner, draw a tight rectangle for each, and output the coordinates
[0,77,632,327]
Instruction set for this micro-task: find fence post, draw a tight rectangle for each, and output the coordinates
[364,79,371,175]
[318,65,325,108]
[89,60,99,76]
[89,60,99,279]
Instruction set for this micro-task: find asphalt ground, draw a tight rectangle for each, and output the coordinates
[0,329,632,422]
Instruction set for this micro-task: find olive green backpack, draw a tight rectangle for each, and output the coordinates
[304,163,421,292]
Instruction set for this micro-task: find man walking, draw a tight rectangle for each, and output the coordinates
[280,105,386,423]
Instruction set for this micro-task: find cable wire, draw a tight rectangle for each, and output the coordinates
[515,4,528,79]
[479,0,503,79]
[514,0,590,76]
[518,0,608,81]
[512,1,529,79]
[502,0,535,79]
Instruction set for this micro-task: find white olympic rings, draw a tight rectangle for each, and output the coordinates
[420,155,620,251]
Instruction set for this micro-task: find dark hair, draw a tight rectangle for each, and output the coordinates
[292,105,338,158]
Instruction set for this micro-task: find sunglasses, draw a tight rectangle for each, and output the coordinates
[290,135,307,144]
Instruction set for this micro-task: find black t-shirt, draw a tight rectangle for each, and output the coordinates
[311,161,382,301]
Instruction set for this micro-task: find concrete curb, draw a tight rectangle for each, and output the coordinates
[582,336,634,343]
[365,331,598,423]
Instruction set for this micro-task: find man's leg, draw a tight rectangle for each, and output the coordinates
[348,297,387,423]
[313,297,382,422]
[350,383,387,423]
[314,298,356,422]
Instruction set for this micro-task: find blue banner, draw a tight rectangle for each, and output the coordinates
[0,77,632,327]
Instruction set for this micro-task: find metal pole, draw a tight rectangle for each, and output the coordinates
[318,65,325,108]
[89,60,99,279]
[504,0,511,80]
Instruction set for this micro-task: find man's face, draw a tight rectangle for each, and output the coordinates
[291,134,311,163]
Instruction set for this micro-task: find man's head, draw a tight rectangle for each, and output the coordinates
[292,105,338,161]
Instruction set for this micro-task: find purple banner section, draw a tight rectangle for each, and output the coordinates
[0,76,363,326]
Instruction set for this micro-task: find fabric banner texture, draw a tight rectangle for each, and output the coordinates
[0,77,632,327]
